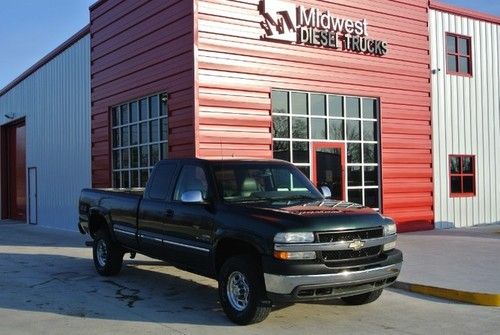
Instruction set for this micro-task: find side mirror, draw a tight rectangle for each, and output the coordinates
[320,186,332,199]
[181,190,204,203]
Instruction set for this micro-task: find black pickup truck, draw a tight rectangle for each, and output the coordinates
[78,158,402,325]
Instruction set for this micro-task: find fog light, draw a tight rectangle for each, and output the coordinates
[383,241,397,251]
[274,251,316,260]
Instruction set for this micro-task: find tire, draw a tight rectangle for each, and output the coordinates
[92,229,124,276]
[218,255,271,325]
[341,289,383,305]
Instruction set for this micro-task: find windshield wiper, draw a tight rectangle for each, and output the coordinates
[260,195,319,202]
[226,197,271,204]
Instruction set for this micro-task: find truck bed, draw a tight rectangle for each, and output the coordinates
[79,188,143,242]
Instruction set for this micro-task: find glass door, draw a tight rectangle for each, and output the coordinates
[312,142,345,200]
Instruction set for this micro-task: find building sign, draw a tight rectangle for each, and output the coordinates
[260,0,389,56]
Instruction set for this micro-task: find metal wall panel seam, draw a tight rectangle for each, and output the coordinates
[431,9,500,227]
[0,36,91,230]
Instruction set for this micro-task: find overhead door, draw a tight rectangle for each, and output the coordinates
[2,120,26,221]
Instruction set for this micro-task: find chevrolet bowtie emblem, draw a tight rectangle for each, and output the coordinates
[349,240,365,251]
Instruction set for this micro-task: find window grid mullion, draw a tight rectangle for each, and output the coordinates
[272,90,380,207]
[111,93,168,189]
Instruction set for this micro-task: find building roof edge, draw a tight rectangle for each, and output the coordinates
[430,1,500,25]
[0,24,90,98]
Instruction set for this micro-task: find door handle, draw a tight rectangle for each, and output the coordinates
[165,209,175,218]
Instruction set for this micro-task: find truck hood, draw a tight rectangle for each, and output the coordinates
[234,199,390,232]
[259,199,375,216]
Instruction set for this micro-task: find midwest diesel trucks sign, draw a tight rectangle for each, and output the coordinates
[260,0,389,56]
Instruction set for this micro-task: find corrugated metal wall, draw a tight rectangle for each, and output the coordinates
[0,35,91,230]
[430,10,500,228]
[90,0,196,188]
[196,0,433,232]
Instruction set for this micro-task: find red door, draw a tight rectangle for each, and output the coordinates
[3,121,26,220]
[312,142,345,201]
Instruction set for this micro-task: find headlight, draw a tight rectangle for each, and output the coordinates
[274,232,315,243]
[383,223,397,236]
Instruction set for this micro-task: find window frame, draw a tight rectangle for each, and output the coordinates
[111,92,168,189]
[449,154,476,198]
[445,33,473,77]
[271,89,382,210]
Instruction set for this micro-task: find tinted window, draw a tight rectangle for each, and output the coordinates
[273,141,291,161]
[173,165,209,201]
[311,94,326,116]
[446,34,472,76]
[449,155,475,197]
[446,34,456,53]
[328,95,343,117]
[346,97,360,118]
[292,142,309,163]
[447,55,457,73]
[272,91,289,114]
[212,163,322,203]
[148,163,177,200]
[111,93,168,188]
[311,118,327,139]
[292,92,308,115]
[273,116,289,138]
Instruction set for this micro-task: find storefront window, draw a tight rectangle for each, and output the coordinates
[111,93,168,188]
[272,90,380,209]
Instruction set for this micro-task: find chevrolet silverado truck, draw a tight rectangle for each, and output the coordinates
[78,158,402,325]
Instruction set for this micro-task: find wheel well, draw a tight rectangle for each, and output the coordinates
[88,214,107,238]
[215,238,260,274]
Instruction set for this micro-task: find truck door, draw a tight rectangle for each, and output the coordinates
[165,164,214,274]
[137,161,178,258]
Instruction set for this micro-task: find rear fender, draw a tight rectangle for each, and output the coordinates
[88,207,114,240]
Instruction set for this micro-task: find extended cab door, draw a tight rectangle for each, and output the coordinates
[137,161,178,258]
[165,164,215,273]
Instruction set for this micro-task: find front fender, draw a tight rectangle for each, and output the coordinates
[213,228,271,255]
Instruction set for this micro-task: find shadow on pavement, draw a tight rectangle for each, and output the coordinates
[0,252,234,326]
[0,223,88,248]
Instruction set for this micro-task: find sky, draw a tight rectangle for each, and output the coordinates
[0,0,94,89]
[0,0,499,89]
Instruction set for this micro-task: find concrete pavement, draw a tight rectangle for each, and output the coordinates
[396,224,500,305]
[0,222,499,335]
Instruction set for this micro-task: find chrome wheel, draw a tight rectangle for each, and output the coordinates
[226,271,250,312]
[96,239,108,267]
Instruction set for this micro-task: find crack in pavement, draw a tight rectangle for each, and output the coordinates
[29,278,62,288]
[102,280,143,308]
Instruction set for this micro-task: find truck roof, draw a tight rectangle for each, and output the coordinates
[157,158,290,165]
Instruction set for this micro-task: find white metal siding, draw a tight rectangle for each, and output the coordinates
[430,10,500,228]
[0,35,91,230]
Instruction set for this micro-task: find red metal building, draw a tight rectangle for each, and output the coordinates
[90,0,433,232]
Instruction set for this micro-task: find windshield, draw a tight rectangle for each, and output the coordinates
[212,163,323,204]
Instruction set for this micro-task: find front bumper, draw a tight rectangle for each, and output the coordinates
[263,249,402,302]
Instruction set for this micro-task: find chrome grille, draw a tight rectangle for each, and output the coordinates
[317,228,384,263]
[321,246,382,262]
[317,227,383,243]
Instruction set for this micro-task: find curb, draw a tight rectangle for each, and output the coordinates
[392,281,500,307]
